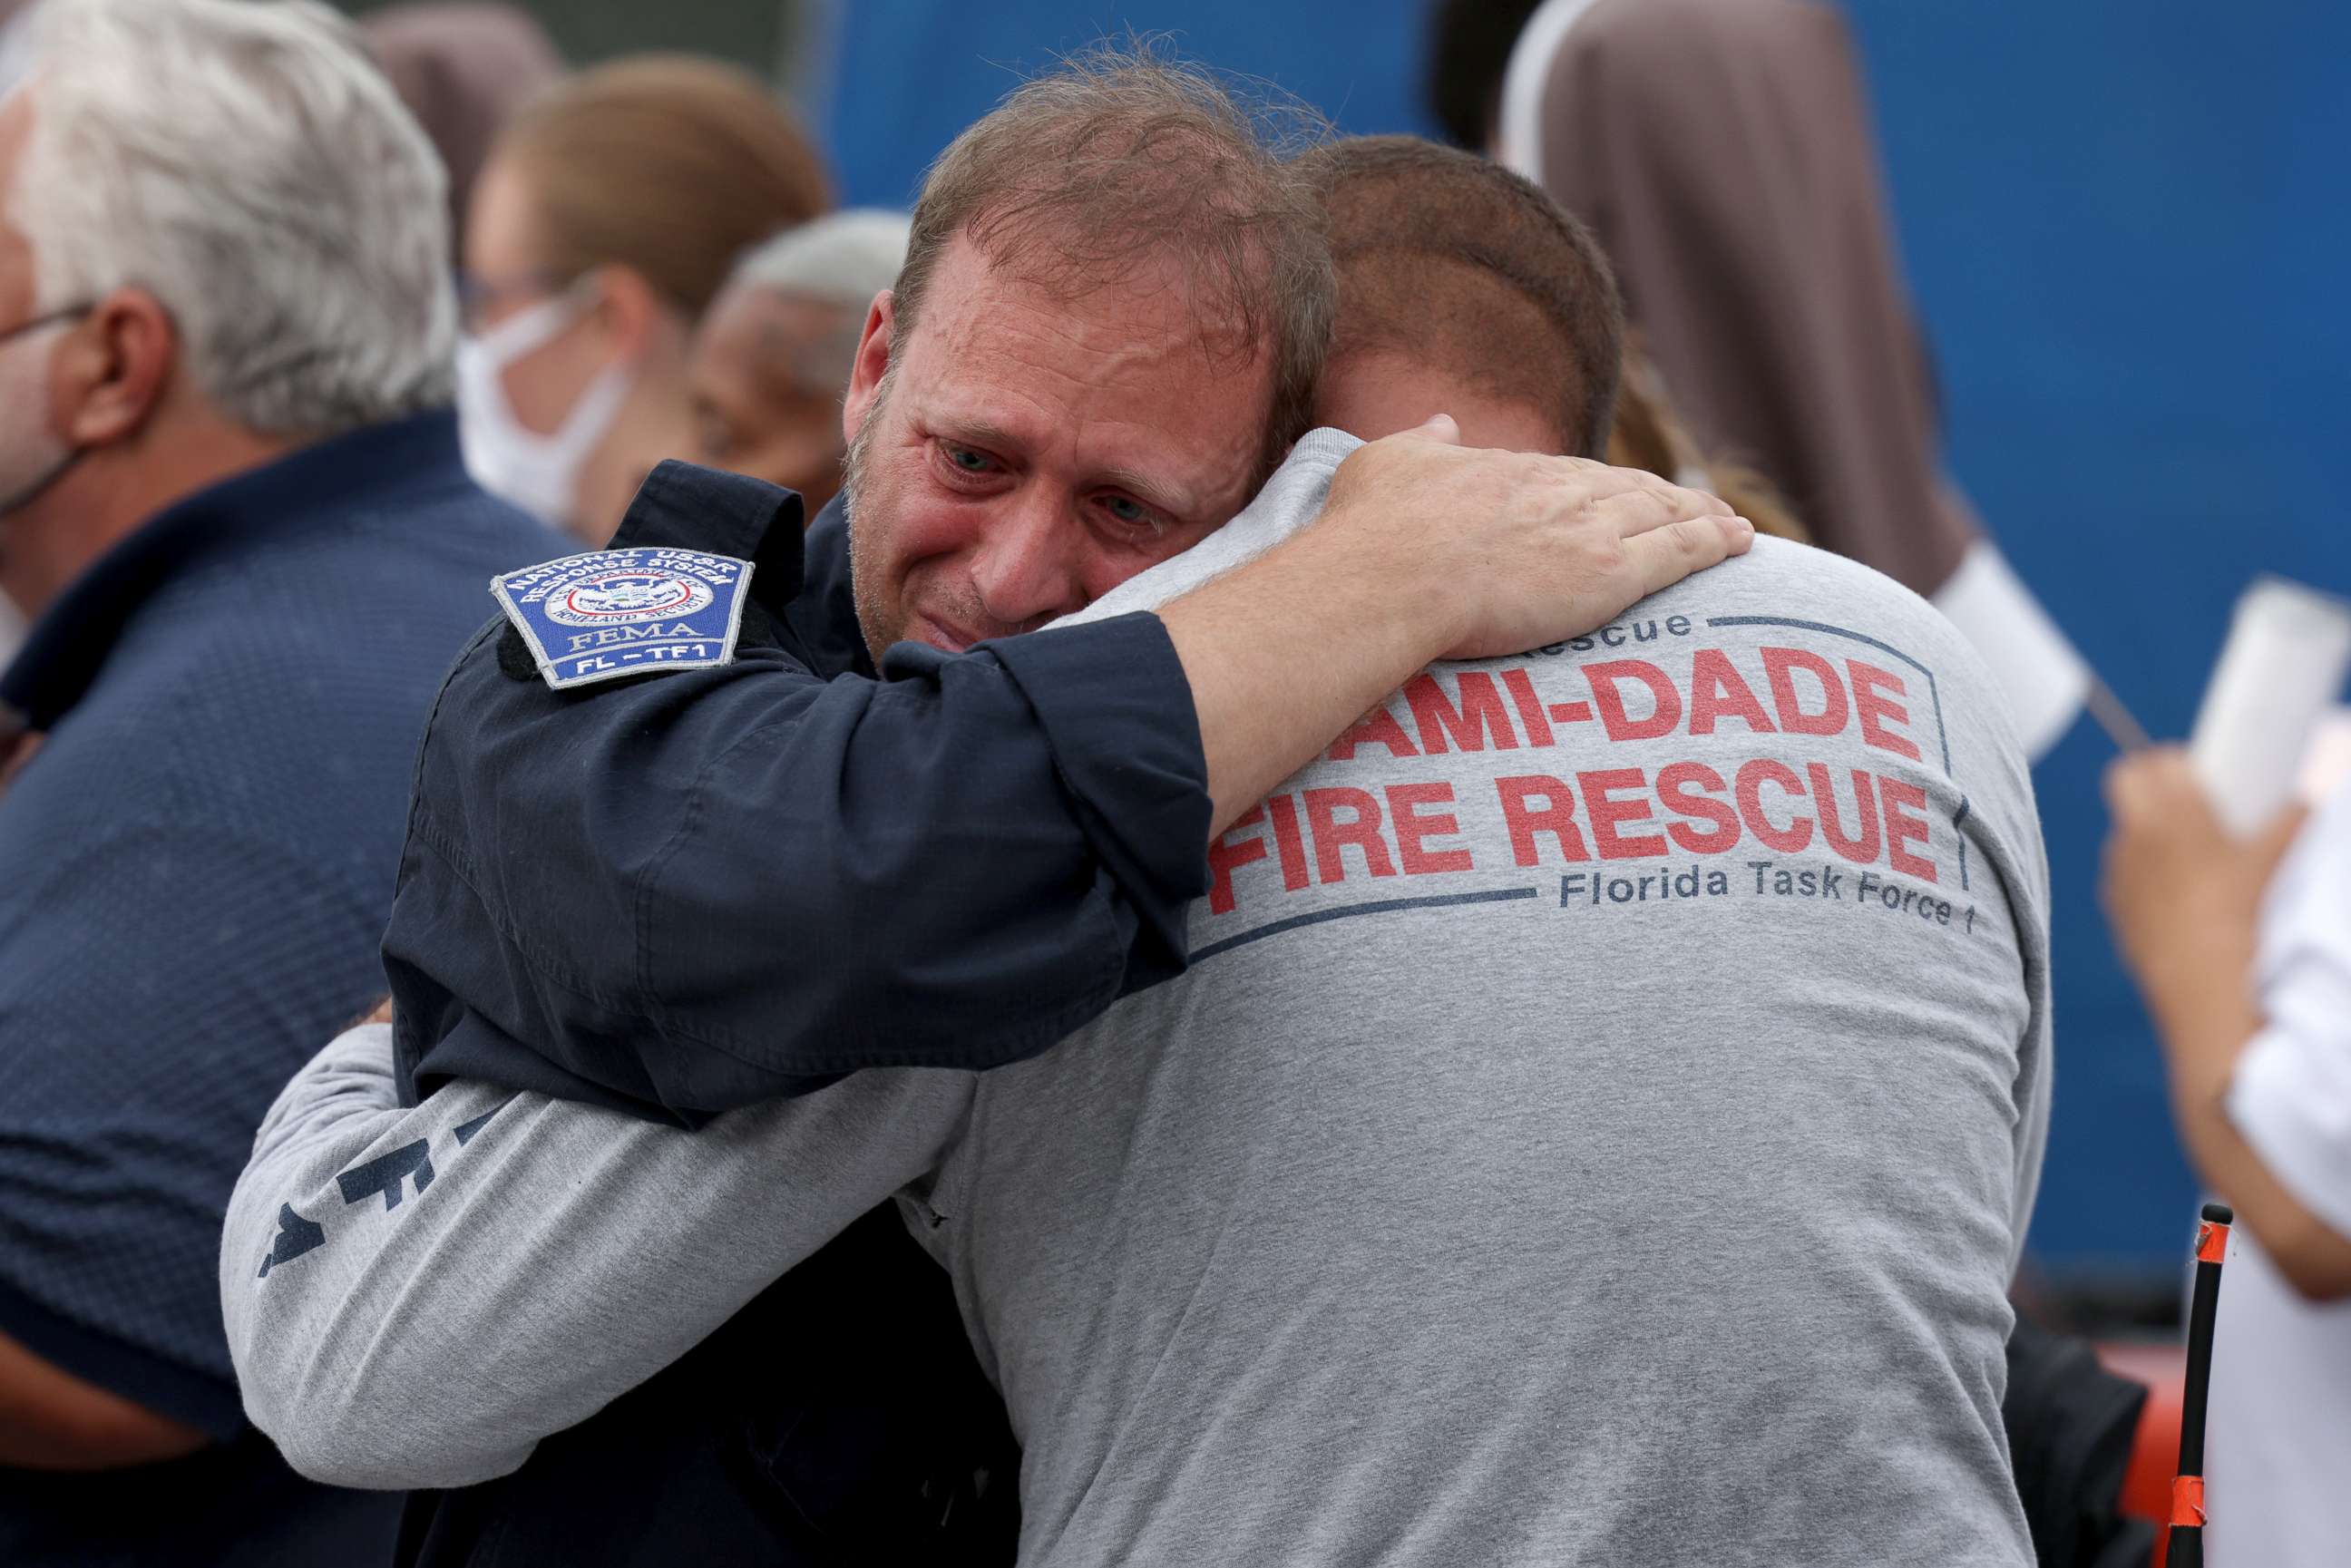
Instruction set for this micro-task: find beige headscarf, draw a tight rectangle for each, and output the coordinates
[1498,0,1975,597]
[361,4,565,260]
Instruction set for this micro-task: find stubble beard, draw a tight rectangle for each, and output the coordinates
[841,363,895,663]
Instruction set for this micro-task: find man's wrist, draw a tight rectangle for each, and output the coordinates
[1288,501,1467,662]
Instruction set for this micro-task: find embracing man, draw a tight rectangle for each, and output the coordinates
[224,55,2047,1568]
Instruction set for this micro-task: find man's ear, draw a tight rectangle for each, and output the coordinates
[55,287,176,450]
[588,265,665,363]
[841,289,893,447]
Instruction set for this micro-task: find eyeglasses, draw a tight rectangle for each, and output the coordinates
[0,304,92,346]
[455,269,581,335]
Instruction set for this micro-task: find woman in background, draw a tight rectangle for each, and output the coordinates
[458,56,830,543]
[2105,755,2351,1568]
[1430,0,2087,758]
[1605,336,1805,544]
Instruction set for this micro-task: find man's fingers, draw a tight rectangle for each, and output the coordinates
[1386,413,1461,448]
[1585,475,1736,532]
[1620,513,1755,600]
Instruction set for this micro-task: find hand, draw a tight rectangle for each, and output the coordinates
[2102,747,2351,1300]
[2102,746,2307,1108]
[1314,415,1755,659]
[2102,747,2306,998]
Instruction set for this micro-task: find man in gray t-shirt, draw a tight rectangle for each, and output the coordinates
[224,428,2048,1566]
[224,145,2047,1564]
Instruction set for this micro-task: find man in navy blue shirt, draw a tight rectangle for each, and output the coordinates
[385,52,1752,1124]
[0,4,555,1561]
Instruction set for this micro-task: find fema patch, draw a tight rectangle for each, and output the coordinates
[491,547,754,690]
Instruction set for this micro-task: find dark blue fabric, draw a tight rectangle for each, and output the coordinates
[0,411,558,1564]
[393,1208,1019,1568]
[389,461,1214,1123]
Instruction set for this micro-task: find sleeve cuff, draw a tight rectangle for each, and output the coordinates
[980,612,1214,982]
[0,1281,245,1439]
[2229,1025,2351,1242]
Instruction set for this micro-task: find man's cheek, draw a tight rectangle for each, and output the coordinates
[1078,522,1217,600]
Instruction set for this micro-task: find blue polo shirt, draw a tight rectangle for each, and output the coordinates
[0,412,555,1565]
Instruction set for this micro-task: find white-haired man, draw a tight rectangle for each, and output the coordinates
[0,1,552,1562]
[688,209,912,512]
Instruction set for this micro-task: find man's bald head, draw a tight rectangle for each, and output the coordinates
[1301,135,1622,457]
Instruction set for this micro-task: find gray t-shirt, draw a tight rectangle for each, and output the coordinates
[225,433,2048,1566]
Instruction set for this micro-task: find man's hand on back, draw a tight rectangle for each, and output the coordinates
[1159,415,1753,830]
[1316,415,1751,658]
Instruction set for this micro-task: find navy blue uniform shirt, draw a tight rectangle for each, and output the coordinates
[388,459,1215,1121]
[0,412,556,1565]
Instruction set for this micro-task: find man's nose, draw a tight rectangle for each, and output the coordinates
[968,490,1087,629]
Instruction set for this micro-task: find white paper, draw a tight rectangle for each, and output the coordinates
[2190,579,2351,836]
[1930,538,2092,763]
[2296,707,2351,805]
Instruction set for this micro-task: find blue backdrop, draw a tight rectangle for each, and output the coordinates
[816,1,2350,1283]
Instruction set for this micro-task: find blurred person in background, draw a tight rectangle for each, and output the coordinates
[361,2,565,264]
[0,0,32,662]
[688,209,911,514]
[458,54,830,544]
[2104,755,2351,1567]
[1427,0,2092,761]
[0,0,32,95]
[0,0,551,1561]
[1605,338,1806,544]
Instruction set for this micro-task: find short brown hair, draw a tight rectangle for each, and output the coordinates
[502,55,832,320]
[1302,135,1624,458]
[891,45,1334,485]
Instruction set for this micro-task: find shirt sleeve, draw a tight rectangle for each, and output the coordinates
[2226,792,2351,1240]
[386,608,1211,1123]
[221,1025,974,1490]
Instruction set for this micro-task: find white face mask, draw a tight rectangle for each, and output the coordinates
[456,289,634,539]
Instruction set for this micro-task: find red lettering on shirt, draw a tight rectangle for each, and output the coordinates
[1735,758,1814,852]
[1687,648,1778,736]
[1405,672,1520,755]
[1303,786,1398,883]
[1585,660,1683,742]
[1847,660,1922,761]
[1880,776,1937,882]
[1498,668,1556,747]
[1807,764,1882,865]
[1657,761,1741,854]
[1761,648,1849,736]
[1206,804,1268,913]
[1578,767,1668,860]
[1496,774,1591,866]
[1385,783,1476,874]
[1325,702,1419,762]
[1265,793,1312,891]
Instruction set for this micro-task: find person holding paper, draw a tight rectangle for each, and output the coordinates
[2102,753,2351,1567]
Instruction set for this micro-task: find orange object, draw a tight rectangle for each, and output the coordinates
[2096,1340,2185,1568]
[2170,1474,2207,1527]
[2196,1220,2230,1264]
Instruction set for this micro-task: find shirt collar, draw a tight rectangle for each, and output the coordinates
[0,409,465,731]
